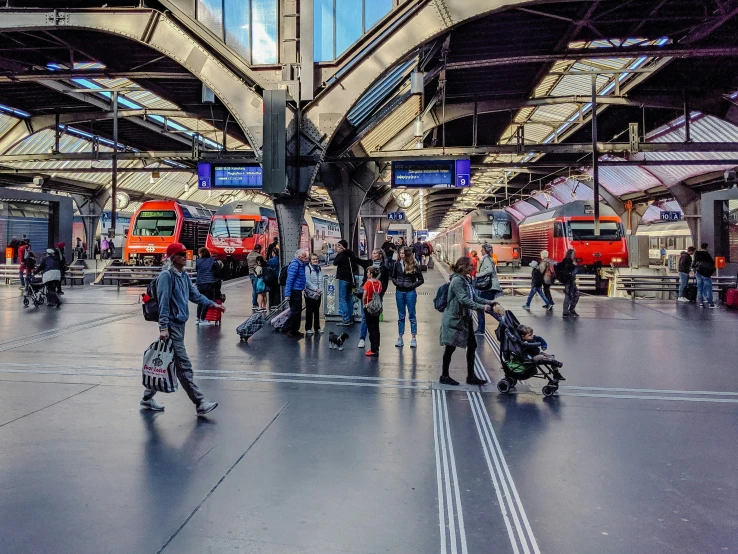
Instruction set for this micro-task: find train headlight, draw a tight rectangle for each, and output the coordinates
[611,257,623,263]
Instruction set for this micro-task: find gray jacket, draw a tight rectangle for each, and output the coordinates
[476,254,501,291]
[440,273,494,348]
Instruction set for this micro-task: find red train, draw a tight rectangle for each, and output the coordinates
[205,202,310,274]
[435,209,521,267]
[518,201,628,269]
[124,200,214,265]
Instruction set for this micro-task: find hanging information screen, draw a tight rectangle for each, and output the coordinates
[391,159,471,188]
[197,163,263,189]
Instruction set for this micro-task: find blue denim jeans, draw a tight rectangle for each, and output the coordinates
[338,279,354,323]
[249,275,258,307]
[396,289,417,335]
[524,286,550,307]
[696,273,713,304]
[19,268,26,287]
[678,272,689,297]
[475,289,501,333]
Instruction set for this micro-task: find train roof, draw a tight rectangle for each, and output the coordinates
[520,200,618,225]
[136,199,214,219]
[214,201,271,217]
[441,209,513,232]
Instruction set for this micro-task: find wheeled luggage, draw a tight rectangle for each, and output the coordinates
[237,312,266,342]
[684,284,698,303]
[725,288,738,309]
[420,264,428,272]
[270,307,291,330]
[203,299,223,325]
[427,257,435,269]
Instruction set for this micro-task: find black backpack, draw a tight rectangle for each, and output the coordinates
[142,271,172,322]
[279,265,289,287]
[554,262,569,284]
[422,244,430,256]
[434,283,450,312]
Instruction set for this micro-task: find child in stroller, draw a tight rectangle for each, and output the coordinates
[494,309,566,397]
[23,276,46,308]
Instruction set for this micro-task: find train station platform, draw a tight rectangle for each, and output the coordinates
[1,268,737,554]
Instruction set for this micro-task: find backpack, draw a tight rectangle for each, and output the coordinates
[695,261,716,277]
[422,244,430,256]
[279,265,289,286]
[365,281,383,316]
[434,283,450,312]
[141,271,172,322]
[554,262,569,284]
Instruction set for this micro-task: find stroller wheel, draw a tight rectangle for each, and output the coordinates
[23,297,29,307]
[497,379,511,394]
[38,296,45,305]
[542,385,556,397]
[506,376,517,388]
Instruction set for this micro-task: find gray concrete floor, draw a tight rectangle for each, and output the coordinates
[0,269,736,554]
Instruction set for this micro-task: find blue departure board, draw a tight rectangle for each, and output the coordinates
[391,159,471,188]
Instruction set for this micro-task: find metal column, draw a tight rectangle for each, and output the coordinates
[591,74,600,236]
[111,92,118,238]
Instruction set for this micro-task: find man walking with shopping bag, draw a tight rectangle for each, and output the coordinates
[140,242,225,415]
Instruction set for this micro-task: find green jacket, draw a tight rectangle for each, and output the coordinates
[440,273,493,348]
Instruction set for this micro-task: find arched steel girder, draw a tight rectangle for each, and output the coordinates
[0,9,265,152]
[0,109,200,155]
[303,0,545,154]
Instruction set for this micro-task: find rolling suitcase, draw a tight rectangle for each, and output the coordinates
[420,264,428,272]
[203,299,223,325]
[684,284,697,303]
[237,312,266,342]
[725,288,738,309]
[427,258,435,269]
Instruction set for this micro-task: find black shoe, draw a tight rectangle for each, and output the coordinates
[474,329,485,335]
[562,313,570,318]
[552,369,566,381]
[569,311,580,317]
[440,375,460,386]
[466,375,488,386]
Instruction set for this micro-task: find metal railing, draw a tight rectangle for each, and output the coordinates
[1,263,84,286]
[99,265,196,288]
[610,273,736,299]
[497,274,599,294]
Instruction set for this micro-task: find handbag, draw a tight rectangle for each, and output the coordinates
[141,339,178,393]
[256,277,266,293]
[365,281,383,316]
[475,273,493,290]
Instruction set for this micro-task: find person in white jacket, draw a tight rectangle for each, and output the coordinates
[304,253,324,335]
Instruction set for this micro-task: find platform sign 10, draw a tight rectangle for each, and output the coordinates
[660,210,682,221]
[387,212,406,221]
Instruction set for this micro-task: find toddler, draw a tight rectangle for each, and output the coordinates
[518,324,565,381]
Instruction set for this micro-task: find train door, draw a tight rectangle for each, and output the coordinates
[552,221,565,261]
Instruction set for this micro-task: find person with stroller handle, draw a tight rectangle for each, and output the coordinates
[518,325,565,381]
[439,256,499,386]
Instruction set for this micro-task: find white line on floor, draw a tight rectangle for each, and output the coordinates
[559,391,738,404]
[441,391,468,554]
[432,391,448,554]
[560,385,738,397]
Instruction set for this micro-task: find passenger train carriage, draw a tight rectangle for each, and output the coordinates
[635,221,693,264]
[435,210,521,267]
[124,200,214,265]
[518,200,628,270]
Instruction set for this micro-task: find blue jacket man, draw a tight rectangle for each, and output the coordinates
[141,242,225,416]
[282,248,309,338]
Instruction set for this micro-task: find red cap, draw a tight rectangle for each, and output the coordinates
[166,242,187,258]
[55,242,65,248]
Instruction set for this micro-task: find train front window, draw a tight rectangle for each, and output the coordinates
[567,221,622,241]
[132,210,176,237]
[210,217,255,239]
[473,222,512,240]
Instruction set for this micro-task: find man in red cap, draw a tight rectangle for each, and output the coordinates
[141,242,225,415]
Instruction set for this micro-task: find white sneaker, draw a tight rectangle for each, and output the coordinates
[357,339,365,348]
[395,337,404,347]
[140,397,165,411]
[306,329,314,336]
[197,400,218,416]
[195,319,201,325]
[410,338,417,348]
[677,297,689,303]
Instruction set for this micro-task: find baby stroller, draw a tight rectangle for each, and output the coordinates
[23,276,47,308]
[494,310,562,397]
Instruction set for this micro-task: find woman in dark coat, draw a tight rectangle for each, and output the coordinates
[560,248,579,318]
[439,257,498,386]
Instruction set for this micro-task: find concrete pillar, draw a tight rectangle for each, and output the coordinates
[322,162,377,255]
[72,189,110,260]
[361,190,394,255]
[273,195,307,268]
[670,182,701,246]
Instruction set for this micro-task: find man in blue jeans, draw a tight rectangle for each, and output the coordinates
[676,246,695,302]
[333,240,370,325]
[692,243,718,308]
[246,244,262,310]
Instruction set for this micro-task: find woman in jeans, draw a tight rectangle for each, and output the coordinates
[474,243,502,334]
[439,256,497,386]
[195,247,220,324]
[358,249,390,349]
[304,253,324,335]
[392,247,424,348]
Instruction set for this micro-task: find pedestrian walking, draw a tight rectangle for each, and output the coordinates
[522,260,553,311]
[392,246,424,348]
[35,248,62,304]
[439,256,497,386]
[560,248,580,318]
[246,244,263,311]
[304,253,324,335]
[538,250,556,306]
[660,246,668,266]
[17,240,30,288]
[692,243,718,308]
[677,246,696,302]
[282,248,310,338]
[358,248,390,348]
[474,243,503,334]
[140,242,224,415]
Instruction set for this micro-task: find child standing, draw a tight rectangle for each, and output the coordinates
[518,324,565,381]
[254,256,269,312]
[362,266,383,358]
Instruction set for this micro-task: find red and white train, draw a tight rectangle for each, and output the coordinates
[518,201,628,269]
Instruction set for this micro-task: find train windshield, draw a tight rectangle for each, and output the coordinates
[473,221,512,240]
[568,221,622,241]
[209,217,256,239]
[132,210,176,237]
